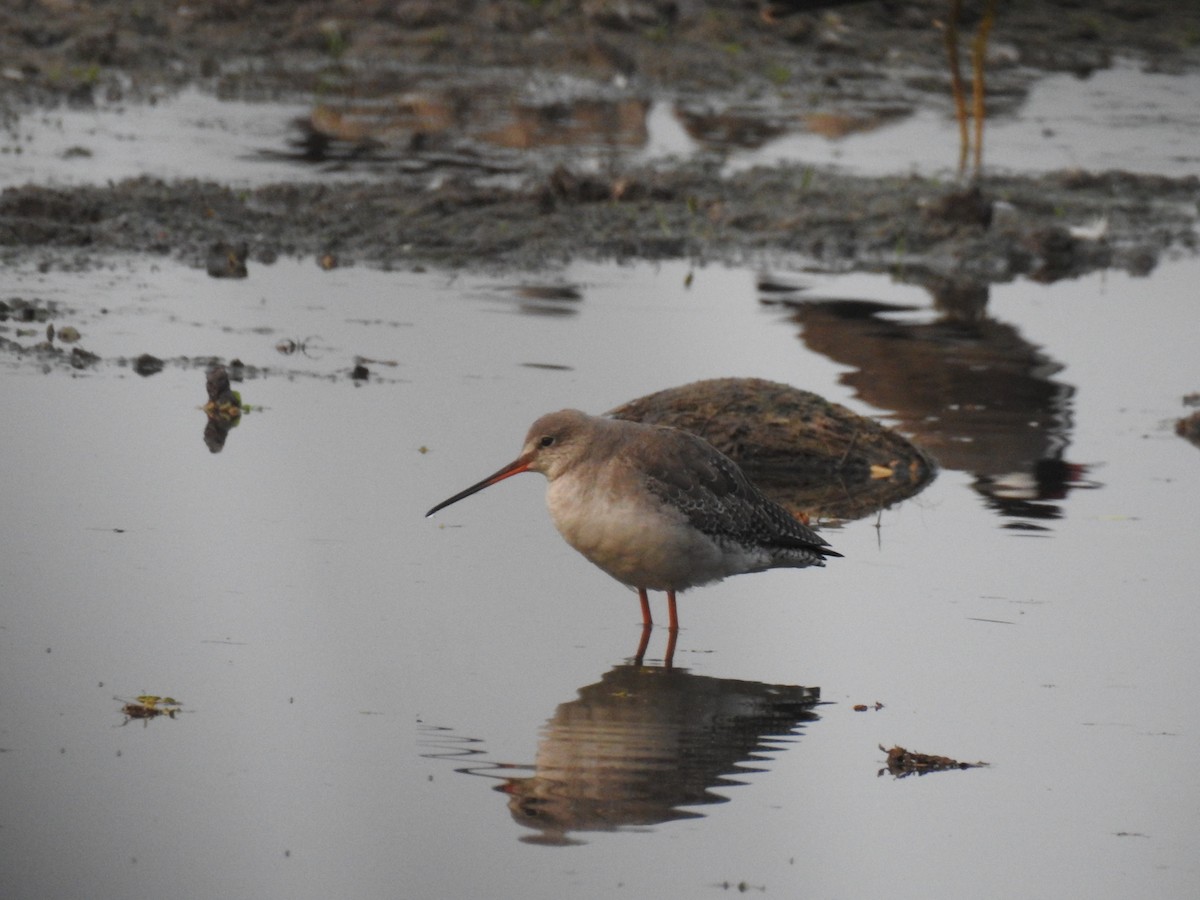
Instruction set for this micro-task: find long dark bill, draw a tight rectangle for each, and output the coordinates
[425,457,531,517]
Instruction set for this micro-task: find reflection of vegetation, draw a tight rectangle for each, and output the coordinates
[119,695,183,725]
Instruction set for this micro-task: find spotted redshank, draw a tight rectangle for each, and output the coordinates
[425,409,840,636]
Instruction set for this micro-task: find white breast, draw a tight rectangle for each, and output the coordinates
[544,471,760,592]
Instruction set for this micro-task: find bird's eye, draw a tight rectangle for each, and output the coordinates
[539,435,555,448]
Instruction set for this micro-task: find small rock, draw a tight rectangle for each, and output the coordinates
[69,347,99,369]
[134,353,164,376]
[1176,410,1200,449]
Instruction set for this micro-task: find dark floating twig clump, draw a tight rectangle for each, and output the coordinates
[879,744,989,779]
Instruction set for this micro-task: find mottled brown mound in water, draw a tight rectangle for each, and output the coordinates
[609,378,935,522]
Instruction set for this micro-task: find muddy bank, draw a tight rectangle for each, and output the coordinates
[4,1,1199,106]
[2,164,1196,282]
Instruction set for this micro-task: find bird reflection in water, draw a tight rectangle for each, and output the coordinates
[423,663,822,846]
[775,276,1098,528]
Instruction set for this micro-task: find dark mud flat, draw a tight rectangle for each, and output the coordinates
[3,165,1197,285]
[1,1,1199,279]
[3,0,1197,103]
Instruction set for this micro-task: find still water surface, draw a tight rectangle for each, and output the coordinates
[1,253,1198,898]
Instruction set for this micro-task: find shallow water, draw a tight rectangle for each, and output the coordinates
[2,250,1199,898]
[724,61,1200,177]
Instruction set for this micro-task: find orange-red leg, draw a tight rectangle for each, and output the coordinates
[638,587,652,627]
[633,622,652,665]
[666,590,679,633]
[663,626,677,669]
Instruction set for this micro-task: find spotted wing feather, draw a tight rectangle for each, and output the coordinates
[633,427,840,565]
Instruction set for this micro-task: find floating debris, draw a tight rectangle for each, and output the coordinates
[204,364,244,417]
[878,744,989,779]
[714,880,765,894]
[1177,395,1200,449]
[1176,412,1200,448]
[119,695,183,726]
[203,365,249,453]
[275,335,324,358]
